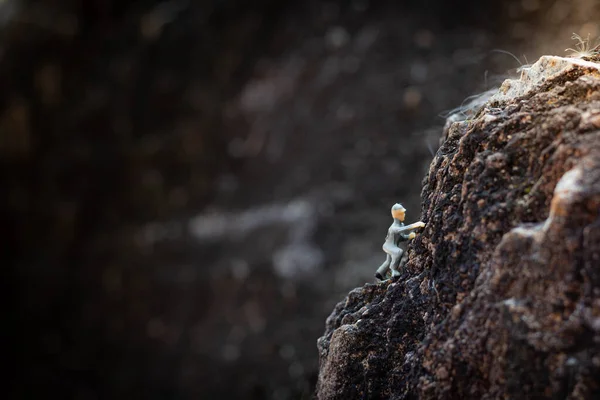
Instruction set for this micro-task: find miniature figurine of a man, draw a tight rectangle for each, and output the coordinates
[375,203,425,280]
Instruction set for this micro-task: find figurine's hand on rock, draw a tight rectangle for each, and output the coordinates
[408,232,416,239]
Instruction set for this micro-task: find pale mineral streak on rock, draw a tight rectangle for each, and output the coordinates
[493,55,600,103]
[316,54,600,399]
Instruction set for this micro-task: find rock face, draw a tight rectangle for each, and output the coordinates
[316,54,600,399]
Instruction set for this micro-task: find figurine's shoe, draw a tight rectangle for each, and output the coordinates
[375,272,384,280]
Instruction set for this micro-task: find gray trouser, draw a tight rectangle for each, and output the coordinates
[376,244,403,279]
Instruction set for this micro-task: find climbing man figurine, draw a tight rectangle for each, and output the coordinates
[375,203,425,281]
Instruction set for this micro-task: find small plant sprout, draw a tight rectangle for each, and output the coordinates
[565,33,600,60]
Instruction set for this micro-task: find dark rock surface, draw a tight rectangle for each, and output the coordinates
[316,54,600,399]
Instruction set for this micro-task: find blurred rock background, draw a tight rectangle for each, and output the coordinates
[3,0,599,399]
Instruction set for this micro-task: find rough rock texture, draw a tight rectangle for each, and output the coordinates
[317,54,600,399]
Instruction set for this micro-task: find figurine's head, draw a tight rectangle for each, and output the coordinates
[391,203,406,221]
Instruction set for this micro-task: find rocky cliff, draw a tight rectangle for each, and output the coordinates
[316,54,600,399]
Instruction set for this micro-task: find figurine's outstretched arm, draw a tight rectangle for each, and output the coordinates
[401,231,415,240]
[391,221,425,234]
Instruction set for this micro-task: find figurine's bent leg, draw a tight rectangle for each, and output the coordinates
[389,247,404,278]
[375,254,391,280]
[382,242,404,278]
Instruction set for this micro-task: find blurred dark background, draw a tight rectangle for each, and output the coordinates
[3,0,599,398]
